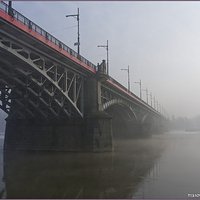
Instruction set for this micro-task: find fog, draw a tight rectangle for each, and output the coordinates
[2,3,200,198]
[170,115,200,131]
[10,1,200,119]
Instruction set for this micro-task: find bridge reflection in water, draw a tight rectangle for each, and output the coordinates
[2,135,165,199]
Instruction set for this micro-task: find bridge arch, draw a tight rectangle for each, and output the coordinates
[103,98,137,121]
[140,113,156,135]
[0,35,84,119]
[103,99,139,139]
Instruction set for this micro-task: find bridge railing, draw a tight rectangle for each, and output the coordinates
[0,1,97,71]
[108,77,160,114]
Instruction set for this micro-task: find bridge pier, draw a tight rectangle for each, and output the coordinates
[84,61,113,152]
[85,111,112,152]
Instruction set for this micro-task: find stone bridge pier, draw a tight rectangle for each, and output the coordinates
[84,61,113,152]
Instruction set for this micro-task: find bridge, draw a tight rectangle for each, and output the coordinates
[0,2,165,152]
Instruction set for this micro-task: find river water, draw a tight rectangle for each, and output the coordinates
[0,131,200,199]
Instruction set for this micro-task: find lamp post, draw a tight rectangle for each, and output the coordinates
[142,88,148,104]
[153,96,156,109]
[121,65,130,92]
[161,105,163,115]
[8,1,12,7]
[8,1,14,17]
[149,92,152,107]
[97,40,109,75]
[66,8,80,54]
[134,79,142,99]
[156,101,159,112]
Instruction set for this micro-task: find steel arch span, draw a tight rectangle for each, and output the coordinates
[0,34,84,119]
[103,98,138,122]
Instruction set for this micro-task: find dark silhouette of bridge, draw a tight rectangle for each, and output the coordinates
[0,2,166,151]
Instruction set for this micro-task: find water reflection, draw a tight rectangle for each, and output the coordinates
[2,136,165,199]
[134,131,200,199]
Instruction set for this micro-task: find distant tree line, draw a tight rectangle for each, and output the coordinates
[170,115,200,131]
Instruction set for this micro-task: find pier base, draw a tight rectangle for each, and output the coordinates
[85,111,113,152]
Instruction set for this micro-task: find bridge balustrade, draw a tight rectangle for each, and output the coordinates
[0,1,96,71]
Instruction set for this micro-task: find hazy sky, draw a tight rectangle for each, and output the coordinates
[10,1,200,118]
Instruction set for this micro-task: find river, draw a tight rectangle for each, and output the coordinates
[0,131,199,199]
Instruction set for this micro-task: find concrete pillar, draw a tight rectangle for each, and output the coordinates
[84,72,113,152]
[85,111,112,152]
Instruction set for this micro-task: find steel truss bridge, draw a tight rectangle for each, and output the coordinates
[0,2,166,151]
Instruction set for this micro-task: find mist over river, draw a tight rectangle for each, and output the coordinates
[0,131,199,199]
